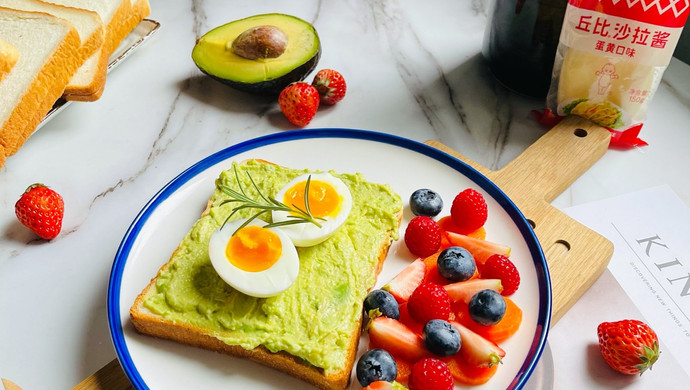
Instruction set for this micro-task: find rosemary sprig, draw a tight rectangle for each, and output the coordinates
[218,166,325,234]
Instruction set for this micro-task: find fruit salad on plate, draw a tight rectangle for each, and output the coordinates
[357,188,524,389]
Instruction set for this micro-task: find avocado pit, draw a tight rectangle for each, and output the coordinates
[231,25,288,60]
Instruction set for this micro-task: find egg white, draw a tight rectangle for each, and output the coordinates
[208,218,299,298]
[272,172,353,247]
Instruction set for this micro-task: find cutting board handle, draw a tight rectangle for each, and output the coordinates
[493,116,611,203]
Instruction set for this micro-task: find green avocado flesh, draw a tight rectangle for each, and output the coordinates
[192,14,321,94]
[142,160,402,374]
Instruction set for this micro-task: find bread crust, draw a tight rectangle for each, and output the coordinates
[62,5,105,98]
[0,8,82,159]
[62,0,131,101]
[130,162,402,390]
[123,0,150,35]
[62,48,108,101]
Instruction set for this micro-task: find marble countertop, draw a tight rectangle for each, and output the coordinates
[1,0,689,388]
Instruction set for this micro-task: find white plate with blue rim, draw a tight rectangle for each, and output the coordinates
[108,128,551,389]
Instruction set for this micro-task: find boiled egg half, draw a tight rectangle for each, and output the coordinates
[272,172,353,247]
[208,218,299,297]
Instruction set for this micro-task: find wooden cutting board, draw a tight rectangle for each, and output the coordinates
[72,115,613,390]
[425,115,613,325]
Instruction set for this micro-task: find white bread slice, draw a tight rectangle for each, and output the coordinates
[2,0,105,97]
[48,0,132,101]
[0,37,18,82]
[0,7,82,165]
[130,160,403,390]
[124,0,149,32]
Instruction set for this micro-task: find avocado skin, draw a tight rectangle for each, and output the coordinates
[201,47,321,96]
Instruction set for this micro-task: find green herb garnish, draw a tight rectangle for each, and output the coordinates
[218,166,325,234]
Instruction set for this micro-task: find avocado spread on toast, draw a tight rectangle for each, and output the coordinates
[142,159,402,373]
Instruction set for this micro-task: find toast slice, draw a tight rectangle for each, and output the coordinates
[2,0,105,97]
[48,0,131,101]
[0,7,82,166]
[0,37,18,82]
[130,159,403,390]
[123,0,150,35]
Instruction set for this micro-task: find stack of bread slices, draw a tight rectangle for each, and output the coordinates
[0,0,150,169]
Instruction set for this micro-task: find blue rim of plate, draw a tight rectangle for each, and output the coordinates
[107,128,552,390]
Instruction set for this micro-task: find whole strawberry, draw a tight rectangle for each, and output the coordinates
[311,69,346,105]
[481,254,521,296]
[450,188,488,234]
[409,358,454,390]
[404,216,442,257]
[15,183,64,239]
[597,319,660,375]
[407,282,451,324]
[278,82,320,127]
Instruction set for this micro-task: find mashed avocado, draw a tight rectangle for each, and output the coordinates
[143,159,402,374]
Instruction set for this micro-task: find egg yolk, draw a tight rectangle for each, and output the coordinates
[226,225,282,272]
[283,179,341,218]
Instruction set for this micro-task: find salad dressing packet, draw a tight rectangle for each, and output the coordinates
[547,0,689,137]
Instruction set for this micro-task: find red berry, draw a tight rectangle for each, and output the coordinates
[597,319,660,375]
[278,82,320,127]
[450,188,488,234]
[405,216,442,257]
[409,358,454,390]
[15,183,64,240]
[311,69,346,105]
[407,282,451,324]
[481,254,521,296]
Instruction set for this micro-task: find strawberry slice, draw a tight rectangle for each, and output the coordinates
[444,278,503,303]
[369,331,413,383]
[450,321,505,367]
[368,317,430,363]
[363,380,408,390]
[444,231,511,264]
[383,259,426,303]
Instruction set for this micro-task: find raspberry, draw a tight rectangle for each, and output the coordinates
[407,282,451,324]
[481,254,521,296]
[450,188,488,234]
[409,358,454,390]
[404,216,442,257]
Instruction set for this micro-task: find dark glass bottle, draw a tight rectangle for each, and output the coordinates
[482,0,567,98]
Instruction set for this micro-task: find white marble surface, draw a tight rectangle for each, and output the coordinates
[1,0,689,389]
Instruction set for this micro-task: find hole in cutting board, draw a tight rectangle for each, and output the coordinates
[574,128,588,137]
[544,240,571,261]
[527,219,536,229]
[555,239,571,250]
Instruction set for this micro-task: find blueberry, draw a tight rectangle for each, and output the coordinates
[423,319,461,357]
[410,189,443,217]
[468,289,506,326]
[437,246,476,282]
[363,289,400,320]
[356,348,398,387]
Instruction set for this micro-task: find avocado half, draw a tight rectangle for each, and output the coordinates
[192,13,321,95]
